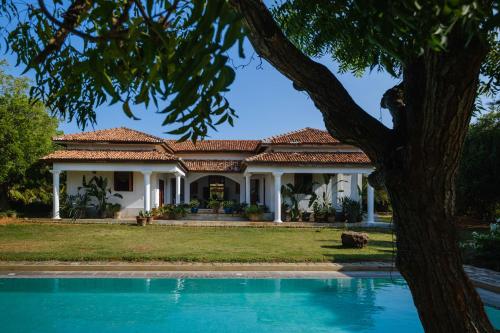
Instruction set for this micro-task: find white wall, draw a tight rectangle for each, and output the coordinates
[278,172,362,212]
[66,171,146,217]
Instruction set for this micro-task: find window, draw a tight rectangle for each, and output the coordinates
[294,174,313,193]
[114,172,133,191]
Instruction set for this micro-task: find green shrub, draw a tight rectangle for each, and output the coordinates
[222,200,235,209]
[207,199,221,213]
[341,197,361,223]
[189,199,200,209]
[462,223,500,271]
[245,204,263,215]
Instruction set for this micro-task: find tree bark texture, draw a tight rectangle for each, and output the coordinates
[230,1,495,332]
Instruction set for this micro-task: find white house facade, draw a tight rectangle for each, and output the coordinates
[43,127,375,223]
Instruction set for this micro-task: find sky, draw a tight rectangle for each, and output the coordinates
[3,39,398,140]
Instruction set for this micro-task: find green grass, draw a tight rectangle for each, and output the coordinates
[0,223,394,262]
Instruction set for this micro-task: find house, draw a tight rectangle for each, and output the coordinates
[42,127,375,222]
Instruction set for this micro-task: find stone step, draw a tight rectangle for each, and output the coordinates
[183,213,247,221]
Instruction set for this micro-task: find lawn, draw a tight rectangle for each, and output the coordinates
[0,223,394,262]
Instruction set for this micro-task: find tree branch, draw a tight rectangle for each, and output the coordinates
[381,83,406,134]
[35,0,131,66]
[229,0,394,161]
[33,0,93,65]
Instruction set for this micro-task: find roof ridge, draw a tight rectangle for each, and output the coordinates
[262,127,310,143]
[120,127,165,142]
[53,127,164,143]
[262,127,329,141]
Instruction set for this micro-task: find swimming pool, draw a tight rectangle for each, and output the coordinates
[0,278,498,332]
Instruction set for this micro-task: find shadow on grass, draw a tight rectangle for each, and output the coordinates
[320,239,394,249]
[322,253,395,262]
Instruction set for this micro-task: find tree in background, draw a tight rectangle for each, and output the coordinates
[457,111,500,221]
[0,63,59,213]
[1,1,499,331]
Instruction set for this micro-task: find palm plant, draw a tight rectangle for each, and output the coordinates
[79,176,122,218]
[281,183,316,221]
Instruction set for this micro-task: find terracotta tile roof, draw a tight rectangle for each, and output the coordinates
[244,152,370,165]
[165,140,261,152]
[41,149,180,163]
[53,127,165,143]
[262,127,340,145]
[183,160,242,172]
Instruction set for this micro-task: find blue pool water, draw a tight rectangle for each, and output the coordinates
[0,278,498,332]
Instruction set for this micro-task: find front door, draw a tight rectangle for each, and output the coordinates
[159,179,165,207]
[208,176,225,200]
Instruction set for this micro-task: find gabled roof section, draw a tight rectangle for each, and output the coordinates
[41,149,181,163]
[53,127,165,144]
[183,160,242,172]
[245,152,370,166]
[165,140,261,153]
[262,127,340,145]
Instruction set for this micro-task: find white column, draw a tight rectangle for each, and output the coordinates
[336,173,344,209]
[245,173,251,204]
[175,173,181,205]
[350,174,360,201]
[152,174,160,208]
[330,175,336,209]
[273,172,283,223]
[268,174,275,212]
[51,170,61,219]
[143,171,151,212]
[239,179,245,204]
[166,177,171,204]
[367,184,375,223]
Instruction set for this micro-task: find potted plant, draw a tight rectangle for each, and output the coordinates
[144,210,153,224]
[222,200,235,214]
[173,204,187,219]
[245,204,263,221]
[234,202,248,215]
[106,203,121,219]
[207,199,221,214]
[79,175,123,218]
[151,207,162,220]
[136,210,146,226]
[189,199,200,213]
[160,204,174,219]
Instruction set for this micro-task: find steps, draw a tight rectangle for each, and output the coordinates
[183,213,247,221]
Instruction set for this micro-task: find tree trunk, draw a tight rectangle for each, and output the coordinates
[228,1,494,331]
[386,172,494,332]
[381,42,494,332]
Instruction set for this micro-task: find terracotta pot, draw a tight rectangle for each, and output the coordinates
[146,217,153,224]
[136,217,146,226]
[248,213,262,221]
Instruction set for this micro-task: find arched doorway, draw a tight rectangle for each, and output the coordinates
[189,175,241,208]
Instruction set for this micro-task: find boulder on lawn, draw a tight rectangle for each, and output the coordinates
[341,231,369,248]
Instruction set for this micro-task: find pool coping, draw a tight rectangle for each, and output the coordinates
[0,269,498,309]
[0,262,498,308]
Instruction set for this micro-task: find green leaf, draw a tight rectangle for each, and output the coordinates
[122,101,140,120]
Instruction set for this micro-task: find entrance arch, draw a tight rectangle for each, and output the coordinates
[189,175,241,207]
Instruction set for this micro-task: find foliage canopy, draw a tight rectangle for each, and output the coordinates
[456,110,500,221]
[0,1,498,137]
[0,62,59,209]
